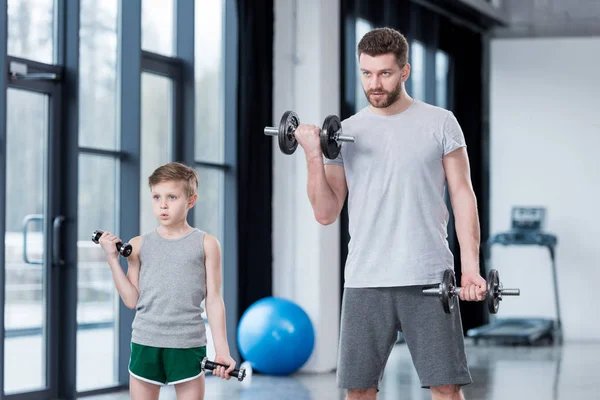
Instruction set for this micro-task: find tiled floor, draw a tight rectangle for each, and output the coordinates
[89,340,599,399]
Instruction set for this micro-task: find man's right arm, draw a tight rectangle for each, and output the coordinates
[306,155,347,225]
[293,123,348,225]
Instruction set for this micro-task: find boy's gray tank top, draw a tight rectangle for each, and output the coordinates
[131,228,207,348]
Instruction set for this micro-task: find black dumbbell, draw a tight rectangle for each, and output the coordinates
[264,111,355,159]
[422,269,520,314]
[200,357,251,382]
[92,230,133,258]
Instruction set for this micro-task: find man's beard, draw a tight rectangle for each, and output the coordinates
[364,83,402,108]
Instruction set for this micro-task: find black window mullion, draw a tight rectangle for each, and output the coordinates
[141,51,182,77]
[194,160,230,171]
[117,0,142,386]
[175,0,195,221]
[78,147,128,160]
[221,0,240,364]
[0,0,9,394]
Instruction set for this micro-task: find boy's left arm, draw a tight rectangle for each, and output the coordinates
[204,234,236,380]
[443,147,487,302]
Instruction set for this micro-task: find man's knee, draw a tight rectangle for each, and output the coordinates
[347,388,377,400]
[430,384,462,398]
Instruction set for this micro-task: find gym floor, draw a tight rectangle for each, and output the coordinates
[90,340,597,399]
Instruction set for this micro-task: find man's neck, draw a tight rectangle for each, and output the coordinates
[369,91,414,116]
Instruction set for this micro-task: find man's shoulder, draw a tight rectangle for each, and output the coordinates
[341,107,370,126]
[412,100,453,120]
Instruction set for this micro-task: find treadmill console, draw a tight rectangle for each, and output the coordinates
[488,206,557,248]
[511,206,545,231]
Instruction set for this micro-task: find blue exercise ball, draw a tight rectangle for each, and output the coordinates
[237,296,315,376]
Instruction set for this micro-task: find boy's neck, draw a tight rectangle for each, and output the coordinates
[157,222,193,239]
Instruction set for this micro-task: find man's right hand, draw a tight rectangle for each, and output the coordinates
[98,231,120,260]
[294,124,323,160]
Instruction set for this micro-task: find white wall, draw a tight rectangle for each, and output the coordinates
[490,37,600,341]
[271,0,341,372]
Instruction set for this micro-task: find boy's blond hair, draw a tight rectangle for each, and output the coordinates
[148,162,199,198]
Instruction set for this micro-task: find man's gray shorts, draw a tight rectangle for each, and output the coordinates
[336,285,472,390]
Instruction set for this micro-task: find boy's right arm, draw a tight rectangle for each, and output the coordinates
[295,124,348,225]
[99,232,141,309]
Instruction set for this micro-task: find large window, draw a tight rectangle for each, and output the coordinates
[142,0,175,57]
[1,1,236,397]
[410,40,426,102]
[140,73,174,234]
[77,0,120,392]
[7,0,55,64]
[194,0,227,243]
[354,18,373,112]
[435,50,449,108]
[4,89,49,394]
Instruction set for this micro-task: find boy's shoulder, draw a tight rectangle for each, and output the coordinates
[201,232,221,252]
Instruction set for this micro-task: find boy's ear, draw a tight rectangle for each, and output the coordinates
[188,193,198,208]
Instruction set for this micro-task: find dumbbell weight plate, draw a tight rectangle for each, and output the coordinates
[279,111,300,155]
[487,269,500,314]
[320,115,343,160]
[441,269,456,314]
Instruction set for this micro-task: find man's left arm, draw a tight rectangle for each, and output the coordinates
[443,147,487,301]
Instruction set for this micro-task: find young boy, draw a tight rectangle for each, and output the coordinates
[98,162,235,399]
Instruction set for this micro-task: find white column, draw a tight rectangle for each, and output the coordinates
[272,0,341,373]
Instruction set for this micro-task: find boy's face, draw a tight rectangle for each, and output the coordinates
[150,180,197,226]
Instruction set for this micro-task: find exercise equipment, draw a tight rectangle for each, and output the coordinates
[237,296,314,376]
[422,269,520,314]
[91,230,133,257]
[264,111,355,159]
[200,357,252,383]
[467,206,562,345]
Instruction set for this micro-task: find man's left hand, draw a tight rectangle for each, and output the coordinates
[459,271,487,301]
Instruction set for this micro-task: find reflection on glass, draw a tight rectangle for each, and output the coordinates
[76,155,119,391]
[4,89,49,394]
[195,0,225,163]
[7,0,55,64]
[411,40,425,101]
[193,168,224,244]
[79,0,119,149]
[436,50,449,109]
[142,0,175,56]
[141,73,173,235]
[355,18,373,112]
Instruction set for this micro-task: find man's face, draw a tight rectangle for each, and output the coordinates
[359,53,409,108]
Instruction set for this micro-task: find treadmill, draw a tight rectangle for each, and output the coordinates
[467,207,563,346]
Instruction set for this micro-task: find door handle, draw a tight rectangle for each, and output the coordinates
[53,215,66,266]
[22,214,44,265]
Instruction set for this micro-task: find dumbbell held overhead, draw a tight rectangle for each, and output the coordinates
[422,269,520,314]
[92,230,133,258]
[264,110,355,160]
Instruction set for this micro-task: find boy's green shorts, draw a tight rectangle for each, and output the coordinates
[128,342,207,385]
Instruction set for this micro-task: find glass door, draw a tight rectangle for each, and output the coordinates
[2,65,64,399]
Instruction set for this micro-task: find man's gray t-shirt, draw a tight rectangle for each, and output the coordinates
[325,99,467,288]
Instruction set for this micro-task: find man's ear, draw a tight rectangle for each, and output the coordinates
[402,63,411,83]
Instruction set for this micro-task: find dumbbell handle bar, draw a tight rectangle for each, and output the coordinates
[264,126,355,143]
[422,286,520,297]
[201,357,247,381]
